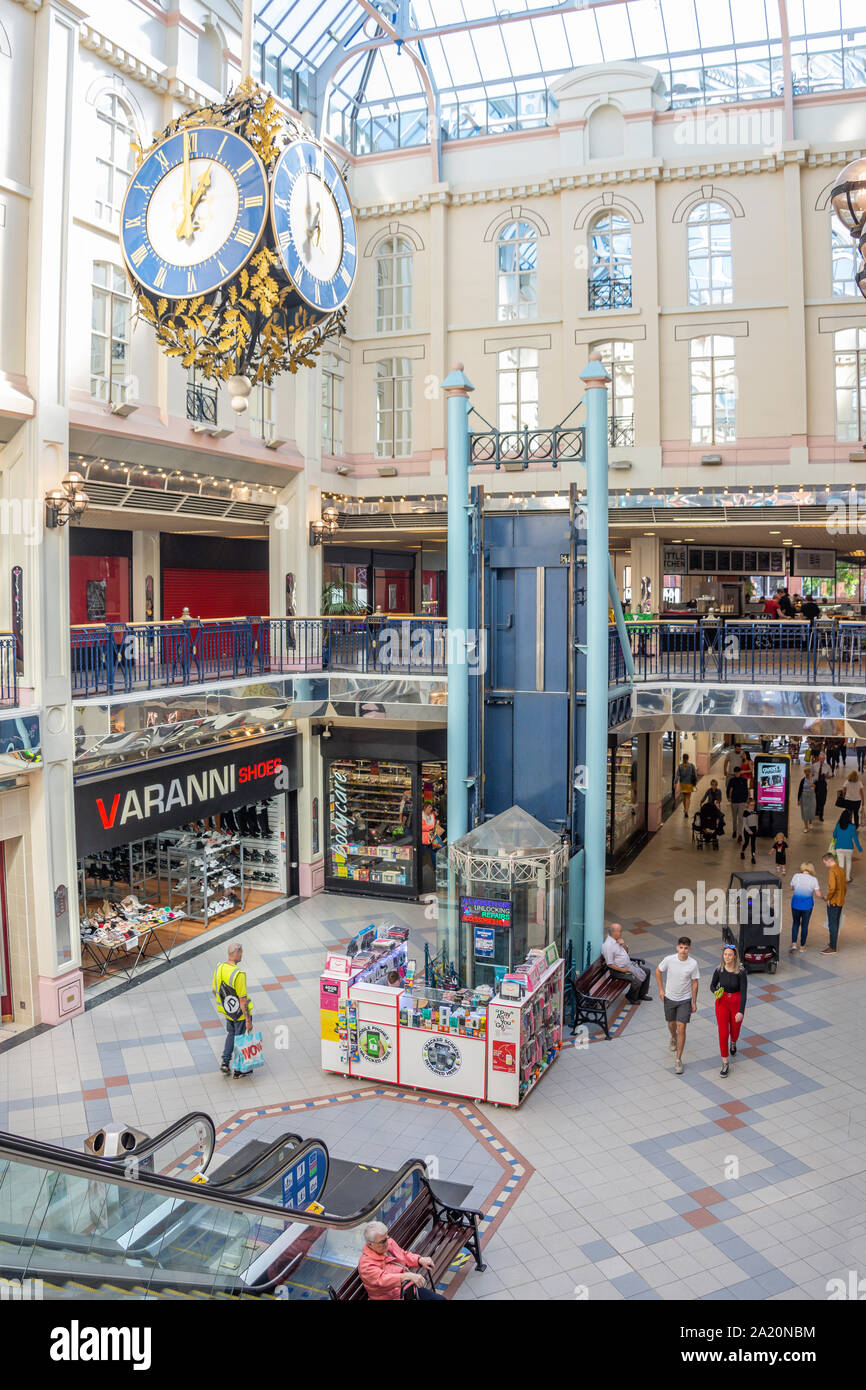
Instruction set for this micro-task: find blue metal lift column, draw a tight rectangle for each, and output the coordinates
[444,364,474,840]
[580,352,611,963]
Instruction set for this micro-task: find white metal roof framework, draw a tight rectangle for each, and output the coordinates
[253,0,866,170]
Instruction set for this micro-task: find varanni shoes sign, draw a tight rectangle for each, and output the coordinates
[74,738,301,854]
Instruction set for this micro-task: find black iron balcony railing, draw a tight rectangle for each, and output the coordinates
[186,381,218,425]
[588,276,633,311]
[468,404,586,469]
[609,415,635,447]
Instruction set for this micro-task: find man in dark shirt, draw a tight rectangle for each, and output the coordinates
[777,589,794,618]
[802,597,820,622]
[726,767,749,841]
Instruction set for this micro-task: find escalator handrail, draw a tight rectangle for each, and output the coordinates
[0,1129,431,1233]
[205,1131,303,1195]
[99,1110,217,1176]
[120,1136,330,1255]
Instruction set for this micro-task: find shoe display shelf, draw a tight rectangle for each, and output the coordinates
[238,799,283,891]
[79,836,161,912]
[160,837,246,924]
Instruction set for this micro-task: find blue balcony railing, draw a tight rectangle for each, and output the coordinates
[0,634,18,707]
[70,616,448,697]
[615,619,866,686]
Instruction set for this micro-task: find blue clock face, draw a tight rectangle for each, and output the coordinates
[120,126,269,299]
[270,140,357,313]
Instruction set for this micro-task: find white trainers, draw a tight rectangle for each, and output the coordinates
[675,1059,684,1075]
[669,1035,677,1052]
[789,944,798,952]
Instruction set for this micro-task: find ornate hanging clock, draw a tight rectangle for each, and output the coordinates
[270,140,357,313]
[120,81,353,403]
[120,127,268,300]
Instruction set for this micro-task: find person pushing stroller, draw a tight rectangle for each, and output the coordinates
[695,797,725,850]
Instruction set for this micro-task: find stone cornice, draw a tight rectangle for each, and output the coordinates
[78,23,216,109]
[355,142,866,219]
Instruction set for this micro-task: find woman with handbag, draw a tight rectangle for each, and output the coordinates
[711,944,747,1078]
[841,768,864,829]
[831,808,862,883]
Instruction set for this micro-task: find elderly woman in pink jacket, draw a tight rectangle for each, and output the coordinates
[357,1221,444,1300]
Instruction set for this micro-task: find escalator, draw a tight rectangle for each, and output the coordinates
[0,1124,431,1300]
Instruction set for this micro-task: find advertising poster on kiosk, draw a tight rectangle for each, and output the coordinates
[754,755,790,836]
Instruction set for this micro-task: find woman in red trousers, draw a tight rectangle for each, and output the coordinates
[711,944,748,1078]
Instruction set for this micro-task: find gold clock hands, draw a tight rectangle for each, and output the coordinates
[189,163,212,218]
[177,131,194,239]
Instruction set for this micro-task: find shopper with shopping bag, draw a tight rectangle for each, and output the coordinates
[213,943,258,1078]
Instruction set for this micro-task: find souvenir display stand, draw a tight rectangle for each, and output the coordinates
[320,924,564,1107]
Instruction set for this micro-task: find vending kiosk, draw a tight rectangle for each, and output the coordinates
[753,754,790,837]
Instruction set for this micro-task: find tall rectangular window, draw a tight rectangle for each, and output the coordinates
[95,93,135,221]
[687,201,733,306]
[497,221,538,321]
[496,347,539,431]
[322,354,344,454]
[376,236,413,333]
[835,327,866,441]
[689,335,736,444]
[250,382,275,443]
[375,358,412,458]
[597,340,635,446]
[832,221,859,298]
[91,262,131,404]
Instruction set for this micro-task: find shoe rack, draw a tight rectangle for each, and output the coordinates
[219,799,284,895]
[160,833,246,925]
[79,837,161,912]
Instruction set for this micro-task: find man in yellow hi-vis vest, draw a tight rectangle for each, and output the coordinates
[213,943,253,1077]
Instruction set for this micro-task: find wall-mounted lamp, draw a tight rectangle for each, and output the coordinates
[312,722,333,739]
[45,471,90,528]
[309,504,341,546]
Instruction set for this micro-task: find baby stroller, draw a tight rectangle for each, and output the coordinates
[724,871,781,973]
[692,800,725,850]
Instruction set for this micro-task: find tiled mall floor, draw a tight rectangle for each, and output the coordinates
[2,754,866,1301]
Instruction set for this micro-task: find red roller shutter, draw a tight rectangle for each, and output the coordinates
[162,568,269,620]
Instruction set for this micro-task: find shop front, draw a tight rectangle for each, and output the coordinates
[607,732,649,868]
[323,728,446,900]
[73,735,301,987]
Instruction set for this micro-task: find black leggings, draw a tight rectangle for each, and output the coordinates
[741,829,757,858]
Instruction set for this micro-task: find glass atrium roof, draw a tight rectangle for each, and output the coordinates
[253,0,866,153]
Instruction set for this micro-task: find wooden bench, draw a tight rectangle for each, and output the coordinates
[328,1176,486,1301]
[571,955,637,1040]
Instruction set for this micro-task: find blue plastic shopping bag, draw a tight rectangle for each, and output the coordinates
[231,1030,264,1073]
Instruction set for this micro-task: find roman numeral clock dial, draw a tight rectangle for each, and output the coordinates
[119,127,269,300]
[270,140,357,314]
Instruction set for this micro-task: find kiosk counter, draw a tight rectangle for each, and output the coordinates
[319,925,564,1107]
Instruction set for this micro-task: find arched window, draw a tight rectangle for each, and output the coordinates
[198,22,224,90]
[95,92,136,220]
[687,201,733,306]
[497,348,539,432]
[250,382,275,443]
[322,354,344,455]
[496,221,537,321]
[689,336,736,444]
[91,262,131,403]
[597,342,634,445]
[834,328,866,441]
[376,236,413,333]
[375,358,412,458]
[589,213,632,311]
[832,219,859,298]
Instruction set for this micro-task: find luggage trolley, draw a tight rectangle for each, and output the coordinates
[724,870,781,973]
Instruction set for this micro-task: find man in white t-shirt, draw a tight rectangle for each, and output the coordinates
[601,923,650,1002]
[655,937,700,1075]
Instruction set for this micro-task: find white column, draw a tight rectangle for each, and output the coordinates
[26,0,87,1023]
[132,530,160,621]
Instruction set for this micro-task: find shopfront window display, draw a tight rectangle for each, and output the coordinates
[326,756,447,899]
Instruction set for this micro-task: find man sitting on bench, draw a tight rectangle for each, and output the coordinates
[601,923,651,1003]
[358,1221,445,1301]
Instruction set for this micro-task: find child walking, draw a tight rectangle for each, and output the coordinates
[772,831,788,877]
